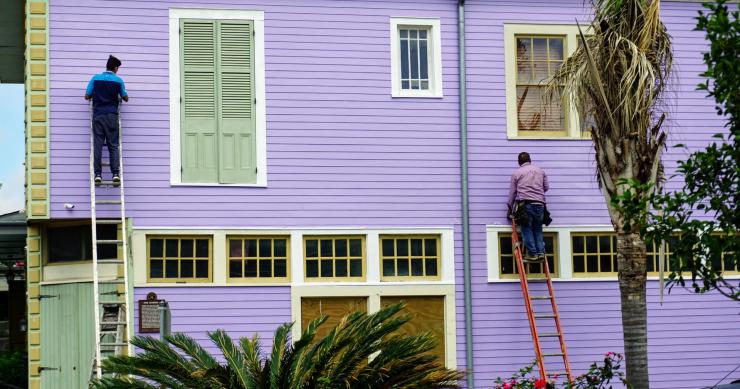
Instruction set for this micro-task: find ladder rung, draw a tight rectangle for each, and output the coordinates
[546,372,567,377]
[538,332,561,338]
[96,239,123,244]
[530,295,552,300]
[542,352,565,357]
[98,279,124,284]
[95,219,121,225]
[98,180,119,185]
[100,342,128,347]
[101,321,127,326]
[99,301,125,305]
[534,314,556,319]
[97,259,124,264]
[96,199,121,205]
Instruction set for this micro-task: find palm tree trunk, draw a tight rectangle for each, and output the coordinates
[616,231,649,388]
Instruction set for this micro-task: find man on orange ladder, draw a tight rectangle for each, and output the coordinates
[508,152,549,263]
[85,55,129,187]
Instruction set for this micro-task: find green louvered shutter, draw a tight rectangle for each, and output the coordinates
[217,21,257,183]
[181,20,218,183]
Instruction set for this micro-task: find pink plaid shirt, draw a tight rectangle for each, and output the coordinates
[508,162,549,207]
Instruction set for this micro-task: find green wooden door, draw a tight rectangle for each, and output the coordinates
[181,19,256,184]
[40,283,115,388]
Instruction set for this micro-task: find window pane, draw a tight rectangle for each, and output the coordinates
[500,236,513,255]
[572,236,584,253]
[246,239,258,257]
[246,259,258,277]
[585,236,598,253]
[419,29,427,39]
[425,258,438,276]
[229,259,242,278]
[350,259,362,277]
[410,39,419,79]
[532,38,548,60]
[573,255,585,273]
[306,260,318,277]
[150,259,163,278]
[259,259,272,278]
[306,239,318,258]
[502,256,515,274]
[411,239,423,256]
[400,29,408,38]
[425,239,437,256]
[532,61,550,83]
[599,236,612,253]
[259,239,272,257]
[335,259,348,277]
[402,80,410,89]
[350,239,362,257]
[548,37,564,61]
[166,239,178,257]
[320,259,333,277]
[150,239,164,258]
[165,260,179,278]
[335,239,347,257]
[383,259,395,276]
[274,239,287,257]
[587,255,598,272]
[195,260,208,278]
[320,240,333,257]
[229,240,242,258]
[196,239,209,258]
[410,29,417,39]
[397,259,409,276]
[397,239,409,257]
[180,239,194,258]
[411,258,424,276]
[274,259,287,278]
[382,239,394,257]
[181,260,194,278]
[516,38,531,62]
[420,39,428,81]
[400,39,409,81]
[600,255,612,273]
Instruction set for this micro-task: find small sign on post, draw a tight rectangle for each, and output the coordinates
[138,292,163,333]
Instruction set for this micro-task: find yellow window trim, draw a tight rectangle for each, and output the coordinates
[571,232,619,278]
[498,232,559,279]
[226,235,291,283]
[504,23,592,140]
[379,234,442,281]
[303,235,366,282]
[147,235,213,283]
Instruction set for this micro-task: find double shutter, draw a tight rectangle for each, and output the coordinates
[181,19,256,183]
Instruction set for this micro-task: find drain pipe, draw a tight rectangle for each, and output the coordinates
[457,0,474,387]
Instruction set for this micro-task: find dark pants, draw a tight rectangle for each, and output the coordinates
[520,203,545,256]
[93,113,120,177]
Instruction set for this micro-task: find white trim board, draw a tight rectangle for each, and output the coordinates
[389,17,443,98]
[169,8,267,187]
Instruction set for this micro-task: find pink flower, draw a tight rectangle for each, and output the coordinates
[606,352,615,357]
[534,378,548,389]
[503,383,513,389]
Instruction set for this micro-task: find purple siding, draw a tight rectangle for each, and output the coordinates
[45,0,740,388]
[134,287,292,352]
[465,1,739,388]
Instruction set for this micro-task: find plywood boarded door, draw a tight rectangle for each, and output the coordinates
[381,296,446,362]
[301,297,367,340]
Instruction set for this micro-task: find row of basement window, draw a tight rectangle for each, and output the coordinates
[498,232,740,279]
[145,235,441,283]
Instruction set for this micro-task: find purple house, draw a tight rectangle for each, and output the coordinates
[22,0,740,388]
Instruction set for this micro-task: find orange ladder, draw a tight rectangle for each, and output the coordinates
[511,220,573,383]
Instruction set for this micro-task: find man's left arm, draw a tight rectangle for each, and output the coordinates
[508,173,518,208]
[84,76,94,100]
[543,171,549,193]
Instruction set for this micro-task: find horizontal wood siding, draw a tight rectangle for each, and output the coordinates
[47,0,462,228]
[465,1,739,387]
[134,287,291,353]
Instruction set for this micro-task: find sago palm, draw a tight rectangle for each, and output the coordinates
[548,0,673,387]
[90,303,462,388]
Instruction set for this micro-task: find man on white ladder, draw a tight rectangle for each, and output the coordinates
[85,55,129,186]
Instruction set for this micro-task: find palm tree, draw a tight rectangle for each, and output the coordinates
[90,303,462,388]
[549,0,673,387]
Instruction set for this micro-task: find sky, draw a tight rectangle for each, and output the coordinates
[0,84,25,215]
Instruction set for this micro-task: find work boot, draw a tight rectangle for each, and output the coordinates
[523,255,539,263]
[112,174,120,187]
[537,254,546,262]
[94,175,102,186]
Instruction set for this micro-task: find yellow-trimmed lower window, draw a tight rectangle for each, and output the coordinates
[147,236,212,282]
[571,233,617,277]
[304,236,365,281]
[227,236,289,282]
[380,235,441,281]
[499,232,558,278]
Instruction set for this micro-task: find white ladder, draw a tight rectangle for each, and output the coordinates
[89,103,131,379]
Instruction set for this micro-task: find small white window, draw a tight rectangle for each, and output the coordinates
[390,18,443,98]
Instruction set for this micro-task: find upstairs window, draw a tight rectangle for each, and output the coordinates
[147,236,212,282]
[170,10,266,186]
[390,18,443,98]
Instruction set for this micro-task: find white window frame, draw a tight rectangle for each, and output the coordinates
[168,9,267,187]
[390,17,443,98]
[504,23,588,140]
